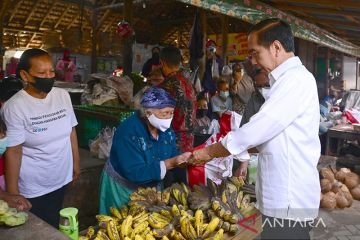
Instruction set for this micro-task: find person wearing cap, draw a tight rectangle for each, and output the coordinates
[98,87,192,214]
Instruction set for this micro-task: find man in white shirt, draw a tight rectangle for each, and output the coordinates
[189,18,320,240]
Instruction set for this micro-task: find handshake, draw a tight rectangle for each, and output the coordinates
[165,142,231,170]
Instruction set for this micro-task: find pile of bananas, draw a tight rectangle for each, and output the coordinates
[80,205,223,240]
[80,177,257,240]
[187,177,256,235]
[0,199,28,227]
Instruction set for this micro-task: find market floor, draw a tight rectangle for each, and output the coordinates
[311,200,360,240]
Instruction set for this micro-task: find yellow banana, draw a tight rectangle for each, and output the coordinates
[141,227,151,239]
[96,215,114,222]
[181,182,190,196]
[132,221,149,235]
[79,237,89,240]
[110,207,123,219]
[180,192,188,207]
[161,236,169,240]
[194,209,203,237]
[221,191,227,204]
[120,215,133,239]
[97,229,111,240]
[202,217,220,238]
[204,228,224,240]
[186,220,197,240]
[148,214,169,229]
[124,238,131,240]
[172,189,181,202]
[151,212,171,223]
[212,200,220,211]
[172,231,186,240]
[145,234,156,240]
[133,211,147,221]
[171,205,180,217]
[133,214,149,226]
[161,190,171,204]
[135,235,144,240]
[159,210,173,221]
[107,220,121,240]
[86,226,95,238]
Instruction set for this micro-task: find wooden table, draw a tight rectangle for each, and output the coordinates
[0,212,70,240]
[224,211,262,240]
[325,124,360,155]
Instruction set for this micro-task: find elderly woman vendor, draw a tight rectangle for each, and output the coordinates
[99,87,191,214]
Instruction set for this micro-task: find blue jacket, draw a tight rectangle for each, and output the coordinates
[109,112,179,185]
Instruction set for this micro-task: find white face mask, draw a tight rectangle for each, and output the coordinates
[148,114,173,132]
[259,87,271,100]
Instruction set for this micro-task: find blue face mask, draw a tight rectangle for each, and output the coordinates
[219,91,229,99]
[0,137,8,155]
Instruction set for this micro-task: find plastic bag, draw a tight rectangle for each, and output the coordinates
[89,127,116,159]
[344,108,360,124]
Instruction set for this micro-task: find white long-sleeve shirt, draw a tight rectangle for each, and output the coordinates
[221,57,320,220]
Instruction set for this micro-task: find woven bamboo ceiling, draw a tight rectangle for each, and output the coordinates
[0,0,251,54]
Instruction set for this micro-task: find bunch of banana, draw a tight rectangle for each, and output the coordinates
[168,183,189,208]
[0,200,28,227]
[177,209,223,240]
[188,185,212,211]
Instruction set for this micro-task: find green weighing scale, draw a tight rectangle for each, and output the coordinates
[59,207,79,240]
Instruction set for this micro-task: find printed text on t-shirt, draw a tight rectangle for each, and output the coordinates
[30,109,67,126]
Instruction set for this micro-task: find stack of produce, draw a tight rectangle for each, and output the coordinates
[0,200,28,227]
[320,167,360,209]
[80,177,257,240]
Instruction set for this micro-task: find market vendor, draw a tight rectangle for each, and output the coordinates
[189,19,320,240]
[99,87,191,214]
[1,48,80,228]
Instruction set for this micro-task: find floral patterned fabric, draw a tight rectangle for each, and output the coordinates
[159,71,197,152]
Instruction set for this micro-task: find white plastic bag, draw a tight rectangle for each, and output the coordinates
[89,127,116,159]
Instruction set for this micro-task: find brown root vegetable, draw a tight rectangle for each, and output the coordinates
[320,168,335,182]
[320,192,337,209]
[350,185,360,200]
[335,192,349,209]
[344,191,353,207]
[331,181,342,193]
[341,184,350,193]
[340,168,351,174]
[320,179,332,193]
[344,173,359,189]
[335,171,347,182]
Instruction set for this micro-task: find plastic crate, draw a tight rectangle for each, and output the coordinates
[74,105,135,148]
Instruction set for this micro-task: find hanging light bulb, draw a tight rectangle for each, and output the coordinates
[142,1,146,8]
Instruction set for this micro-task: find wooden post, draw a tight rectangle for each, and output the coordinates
[0,0,11,71]
[91,1,98,73]
[122,0,133,76]
[325,48,331,96]
[198,9,207,81]
[221,15,228,64]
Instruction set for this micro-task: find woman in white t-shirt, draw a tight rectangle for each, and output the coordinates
[1,48,80,227]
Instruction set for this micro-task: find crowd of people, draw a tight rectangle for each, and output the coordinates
[0,18,323,240]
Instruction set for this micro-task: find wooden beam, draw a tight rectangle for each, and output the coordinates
[8,0,23,23]
[221,15,228,64]
[25,0,41,25]
[103,16,117,32]
[95,0,142,11]
[270,0,360,9]
[59,0,94,9]
[95,0,116,33]
[122,0,133,76]
[91,0,98,73]
[26,33,37,47]
[274,4,360,17]
[40,1,57,27]
[67,13,79,29]
[54,5,71,28]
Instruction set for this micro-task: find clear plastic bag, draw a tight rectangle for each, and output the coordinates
[89,127,116,159]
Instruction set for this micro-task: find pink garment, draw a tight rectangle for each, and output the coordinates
[56,59,77,82]
[0,175,5,191]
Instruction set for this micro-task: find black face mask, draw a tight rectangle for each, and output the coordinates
[30,75,55,93]
[196,109,207,118]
